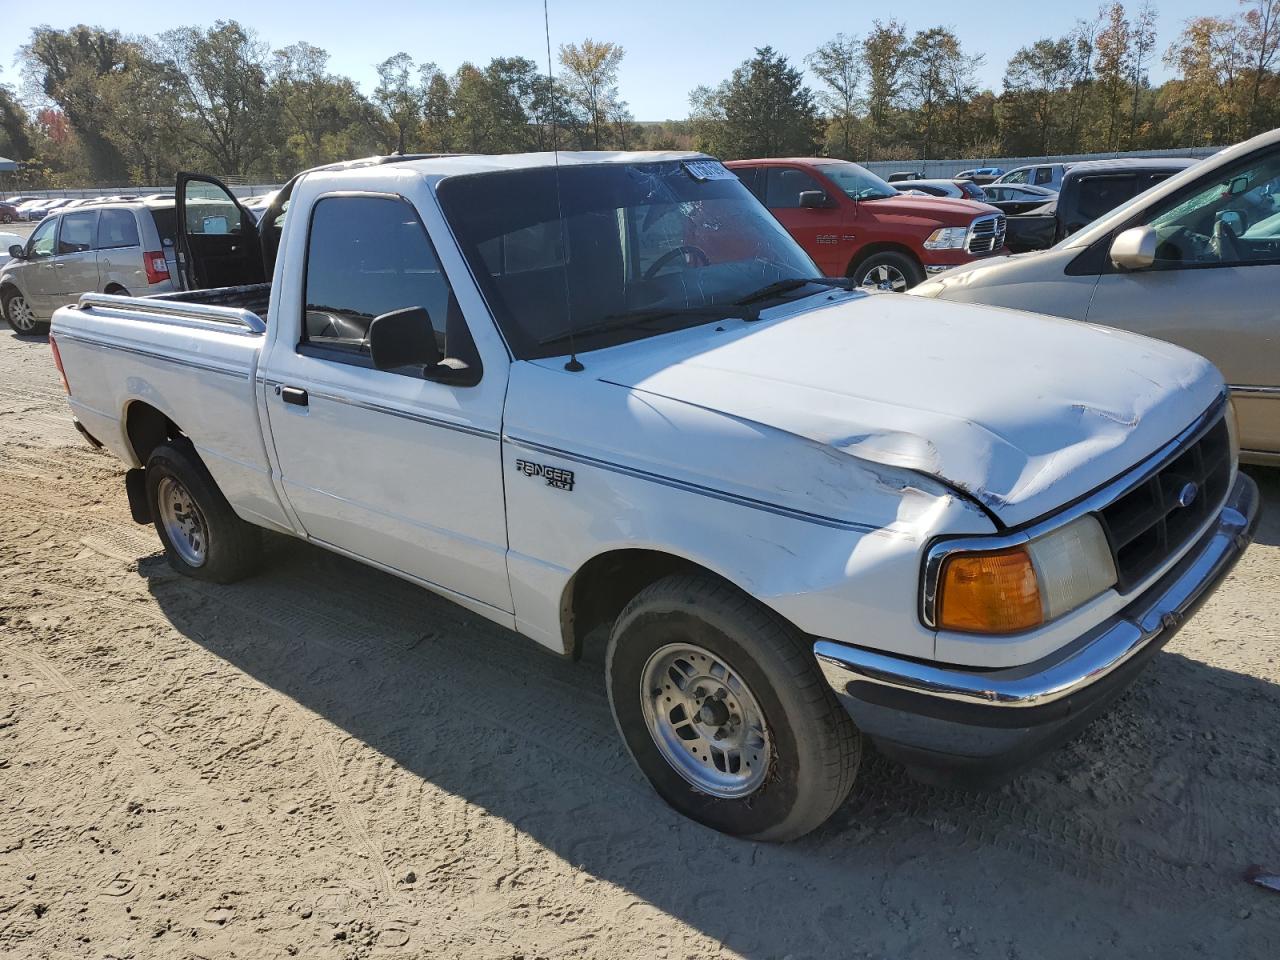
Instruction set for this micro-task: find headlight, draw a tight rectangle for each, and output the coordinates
[923,226,968,250]
[934,515,1117,634]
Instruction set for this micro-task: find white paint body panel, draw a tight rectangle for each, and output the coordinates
[50,154,1223,670]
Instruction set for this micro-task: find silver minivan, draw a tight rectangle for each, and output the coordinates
[913,128,1280,461]
[1,200,180,334]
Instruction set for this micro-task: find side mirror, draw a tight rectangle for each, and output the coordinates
[367,307,441,372]
[1109,225,1157,270]
[8,244,24,260]
[1227,174,1251,197]
[799,190,833,209]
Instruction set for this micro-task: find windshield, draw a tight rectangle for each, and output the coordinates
[813,161,897,201]
[438,160,821,359]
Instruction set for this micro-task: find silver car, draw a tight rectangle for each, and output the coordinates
[913,128,1280,462]
[1,200,180,335]
[991,163,1071,190]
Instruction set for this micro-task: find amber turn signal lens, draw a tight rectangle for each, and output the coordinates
[937,546,1043,634]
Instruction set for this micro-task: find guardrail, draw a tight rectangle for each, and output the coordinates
[862,146,1223,180]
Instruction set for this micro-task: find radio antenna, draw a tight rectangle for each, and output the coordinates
[543,0,582,372]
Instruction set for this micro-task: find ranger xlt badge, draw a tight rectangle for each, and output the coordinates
[514,459,575,491]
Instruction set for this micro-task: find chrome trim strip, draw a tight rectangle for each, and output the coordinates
[504,435,885,534]
[78,291,266,335]
[1227,384,1280,398]
[53,331,250,380]
[819,472,1258,709]
[291,387,499,440]
[919,393,1229,628]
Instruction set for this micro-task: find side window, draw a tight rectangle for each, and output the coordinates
[764,168,825,209]
[301,195,451,363]
[732,166,762,200]
[28,218,57,258]
[97,209,140,250]
[185,181,246,236]
[479,220,567,275]
[57,212,97,255]
[1076,175,1137,223]
[1003,169,1029,185]
[1034,167,1054,186]
[1146,149,1280,267]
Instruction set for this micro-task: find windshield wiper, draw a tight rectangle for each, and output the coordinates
[537,304,739,348]
[735,277,855,306]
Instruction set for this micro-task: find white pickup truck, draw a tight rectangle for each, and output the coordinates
[50,153,1259,841]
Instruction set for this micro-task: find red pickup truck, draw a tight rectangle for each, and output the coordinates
[725,158,1006,291]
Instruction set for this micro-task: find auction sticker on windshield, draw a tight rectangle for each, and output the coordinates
[682,160,736,181]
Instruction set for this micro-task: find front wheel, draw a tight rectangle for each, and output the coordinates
[2,288,47,335]
[606,573,860,841]
[850,251,924,292]
[145,438,262,583]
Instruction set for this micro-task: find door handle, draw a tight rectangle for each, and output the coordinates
[53,262,66,268]
[280,386,309,407]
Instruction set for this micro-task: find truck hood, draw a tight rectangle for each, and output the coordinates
[579,292,1223,527]
[864,194,998,223]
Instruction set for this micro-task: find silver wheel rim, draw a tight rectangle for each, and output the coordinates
[7,295,35,331]
[157,475,208,567]
[640,642,770,798]
[859,263,908,292]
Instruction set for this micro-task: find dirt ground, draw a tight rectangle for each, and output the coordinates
[1,326,1278,960]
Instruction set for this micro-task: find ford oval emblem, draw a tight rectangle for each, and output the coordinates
[1177,482,1200,508]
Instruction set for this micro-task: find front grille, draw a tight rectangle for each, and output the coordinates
[966,214,1006,255]
[1097,414,1231,592]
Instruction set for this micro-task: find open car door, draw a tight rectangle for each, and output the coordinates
[176,172,265,290]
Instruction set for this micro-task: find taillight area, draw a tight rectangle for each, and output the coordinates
[49,334,71,394]
[143,251,170,285]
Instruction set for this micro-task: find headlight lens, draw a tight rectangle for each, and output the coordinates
[923,226,968,250]
[936,515,1117,634]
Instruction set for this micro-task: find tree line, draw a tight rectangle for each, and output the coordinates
[1,2,1276,188]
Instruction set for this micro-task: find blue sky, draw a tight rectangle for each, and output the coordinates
[3,0,1230,120]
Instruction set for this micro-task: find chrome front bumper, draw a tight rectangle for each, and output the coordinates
[815,472,1260,781]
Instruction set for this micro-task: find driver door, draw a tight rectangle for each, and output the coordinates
[762,167,846,276]
[18,217,60,316]
[1086,144,1280,457]
[176,173,265,290]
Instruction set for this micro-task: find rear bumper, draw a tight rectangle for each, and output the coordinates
[815,472,1260,783]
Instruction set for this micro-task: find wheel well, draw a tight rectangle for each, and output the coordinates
[124,401,180,466]
[561,549,705,659]
[846,242,922,277]
[0,281,19,303]
[104,283,129,295]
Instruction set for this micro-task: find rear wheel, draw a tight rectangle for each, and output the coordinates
[606,573,860,841]
[145,438,262,583]
[2,288,46,335]
[851,251,924,292]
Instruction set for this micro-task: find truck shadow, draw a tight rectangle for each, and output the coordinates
[1244,465,1280,546]
[140,484,1280,958]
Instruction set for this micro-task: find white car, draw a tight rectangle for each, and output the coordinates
[48,153,1259,841]
[0,231,24,266]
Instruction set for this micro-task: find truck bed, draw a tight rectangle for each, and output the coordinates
[152,282,272,325]
[51,283,291,534]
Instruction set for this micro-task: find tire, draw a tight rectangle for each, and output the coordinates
[606,573,860,842]
[145,438,262,583]
[851,251,924,292]
[2,287,48,335]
